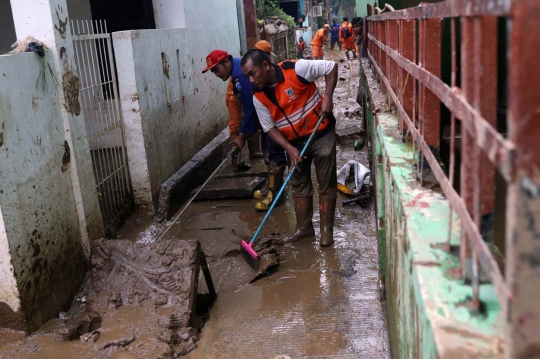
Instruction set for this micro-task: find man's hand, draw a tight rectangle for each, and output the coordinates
[234,133,246,149]
[286,145,303,171]
[321,96,334,116]
[230,140,241,165]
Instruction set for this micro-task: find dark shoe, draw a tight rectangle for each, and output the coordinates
[319,195,337,247]
[285,197,315,242]
[255,164,286,210]
[247,131,264,160]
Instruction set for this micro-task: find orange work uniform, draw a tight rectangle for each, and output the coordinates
[311,28,327,58]
[226,77,242,140]
[339,21,356,51]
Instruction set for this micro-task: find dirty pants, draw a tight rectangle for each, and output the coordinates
[290,124,337,198]
[331,37,342,50]
[267,134,287,167]
[312,45,324,59]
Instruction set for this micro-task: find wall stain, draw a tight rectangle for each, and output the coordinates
[0,132,3,147]
[54,9,68,39]
[161,53,170,79]
[62,65,81,116]
[54,7,68,39]
[61,140,70,172]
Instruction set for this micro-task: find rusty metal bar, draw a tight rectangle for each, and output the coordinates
[418,19,426,183]
[387,20,398,108]
[446,18,457,248]
[474,17,498,243]
[399,19,415,137]
[368,0,509,21]
[460,16,474,281]
[367,33,514,182]
[420,18,442,182]
[367,49,508,314]
[379,22,387,95]
[506,0,540,356]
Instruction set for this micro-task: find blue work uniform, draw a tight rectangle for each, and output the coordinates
[231,58,286,166]
[231,57,258,136]
[330,24,340,39]
[329,24,342,50]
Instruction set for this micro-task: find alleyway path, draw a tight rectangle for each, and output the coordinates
[160,50,391,358]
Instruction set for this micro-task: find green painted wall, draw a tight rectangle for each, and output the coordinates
[361,60,505,359]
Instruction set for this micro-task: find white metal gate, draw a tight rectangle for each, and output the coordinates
[71,20,132,234]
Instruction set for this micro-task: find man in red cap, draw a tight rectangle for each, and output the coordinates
[203,50,261,162]
[203,49,286,212]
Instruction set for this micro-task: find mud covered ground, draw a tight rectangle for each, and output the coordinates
[0,48,390,358]
[0,240,202,358]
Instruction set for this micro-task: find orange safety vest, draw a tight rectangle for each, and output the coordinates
[339,21,353,40]
[254,61,331,142]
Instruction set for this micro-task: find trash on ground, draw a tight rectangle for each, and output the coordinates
[337,160,371,196]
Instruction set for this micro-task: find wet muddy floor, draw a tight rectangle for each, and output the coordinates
[171,49,389,358]
[0,49,390,358]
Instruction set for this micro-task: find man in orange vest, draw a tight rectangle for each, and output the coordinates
[339,16,357,60]
[311,24,330,60]
[241,50,339,247]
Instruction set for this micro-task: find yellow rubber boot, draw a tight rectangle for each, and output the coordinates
[255,165,285,211]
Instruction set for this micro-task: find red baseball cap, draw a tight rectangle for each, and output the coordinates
[202,50,230,73]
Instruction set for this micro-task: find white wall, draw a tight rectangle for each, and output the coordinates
[114,0,241,211]
[0,51,88,331]
[153,0,186,29]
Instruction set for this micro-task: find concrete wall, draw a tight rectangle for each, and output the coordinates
[153,0,186,28]
[0,0,92,54]
[361,60,505,358]
[0,51,89,332]
[114,0,240,211]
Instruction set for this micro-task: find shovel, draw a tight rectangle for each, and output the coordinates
[241,114,326,270]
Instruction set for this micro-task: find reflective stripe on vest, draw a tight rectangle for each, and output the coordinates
[255,62,330,142]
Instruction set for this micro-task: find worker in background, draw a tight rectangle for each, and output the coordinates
[351,17,367,58]
[339,16,357,60]
[203,50,262,167]
[297,37,305,59]
[329,18,341,50]
[251,40,287,211]
[241,50,339,247]
[311,24,330,60]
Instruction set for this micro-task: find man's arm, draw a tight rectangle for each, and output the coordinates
[226,79,241,140]
[321,62,338,115]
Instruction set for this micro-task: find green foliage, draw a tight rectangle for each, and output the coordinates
[256,0,296,29]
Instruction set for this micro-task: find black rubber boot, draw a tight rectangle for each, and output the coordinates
[247,131,264,160]
[285,197,315,242]
[319,195,337,247]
